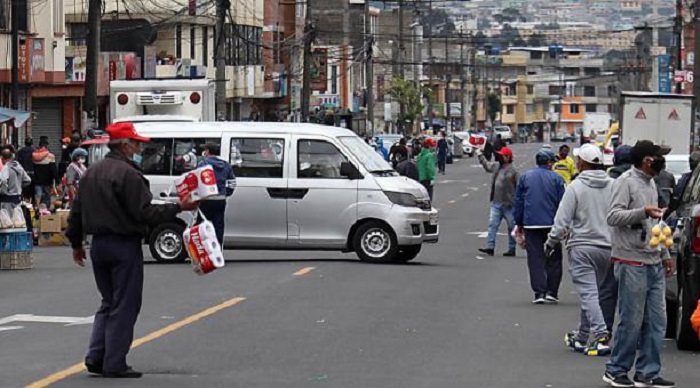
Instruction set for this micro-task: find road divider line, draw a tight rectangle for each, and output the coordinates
[26,296,247,388]
[293,266,316,276]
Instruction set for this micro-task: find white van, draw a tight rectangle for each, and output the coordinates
[116,122,439,264]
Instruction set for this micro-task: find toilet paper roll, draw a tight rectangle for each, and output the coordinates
[184,220,224,275]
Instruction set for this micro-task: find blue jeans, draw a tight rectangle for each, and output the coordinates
[486,203,516,251]
[606,263,666,380]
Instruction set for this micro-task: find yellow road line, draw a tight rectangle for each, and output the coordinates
[293,266,316,276]
[26,296,246,388]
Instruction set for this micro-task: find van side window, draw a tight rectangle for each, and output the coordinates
[230,138,285,178]
[141,139,173,176]
[297,140,348,179]
[687,167,700,203]
[173,138,221,176]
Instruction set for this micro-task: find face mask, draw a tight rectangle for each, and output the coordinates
[560,152,569,158]
[650,157,664,174]
[77,157,86,164]
[132,153,143,166]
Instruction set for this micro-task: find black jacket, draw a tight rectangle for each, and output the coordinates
[66,152,181,249]
[33,162,58,186]
[17,146,35,173]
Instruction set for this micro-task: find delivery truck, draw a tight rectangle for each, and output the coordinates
[583,112,612,136]
[620,92,695,155]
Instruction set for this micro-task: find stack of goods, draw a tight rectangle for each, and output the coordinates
[0,208,33,270]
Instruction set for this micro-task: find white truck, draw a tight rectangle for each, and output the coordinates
[620,92,696,155]
[109,79,216,123]
[583,112,612,136]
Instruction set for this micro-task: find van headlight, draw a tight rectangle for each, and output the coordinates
[384,191,420,207]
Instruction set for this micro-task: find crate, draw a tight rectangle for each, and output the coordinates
[0,232,33,252]
[0,252,33,270]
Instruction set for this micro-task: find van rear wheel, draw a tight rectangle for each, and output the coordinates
[353,221,398,263]
[395,245,422,263]
[149,223,187,263]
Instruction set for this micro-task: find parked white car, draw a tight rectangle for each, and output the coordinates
[493,126,513,144]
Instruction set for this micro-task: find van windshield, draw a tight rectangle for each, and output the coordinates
[339,136,394,173]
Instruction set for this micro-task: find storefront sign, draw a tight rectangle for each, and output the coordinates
[18,38,29,82]
[310,48,328,92]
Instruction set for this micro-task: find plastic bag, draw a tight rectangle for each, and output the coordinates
[11,207,26,229]
[691,300,700,338]
[174,165,219,202]
[0,209,13,229]
[183,210,225,275]
[649,220,673,250]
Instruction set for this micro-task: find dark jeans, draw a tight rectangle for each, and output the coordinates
[437,155,447,173]
[87,235,144,373]
[199,200,227,246]
[420,180,434,201]
[524,228,563,298]
[599,264,618,334]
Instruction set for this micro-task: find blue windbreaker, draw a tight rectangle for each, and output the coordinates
[513,166,565,228]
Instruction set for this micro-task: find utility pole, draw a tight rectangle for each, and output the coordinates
[445,34,451,131]
[426,0,433,128]
[694,13,700,103]
[301,3,314,123]
[674,0,683,93]
[397,0,405,133]
[460,29,466,131]
[84,0,101,133]
[365,0,374,136]
[11,0,19,111]
[215,0,229,121]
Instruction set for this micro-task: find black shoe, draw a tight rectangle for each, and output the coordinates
[503,250,516,257]
[602,371,634,388]
[545,294,560,304]
[478,248,494,256]
[84,358,103,375]
[632,375,675,388]
[103,367,143,378]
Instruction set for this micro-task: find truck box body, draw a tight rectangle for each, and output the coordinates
[583,112,612,135]
[620,92,695,155]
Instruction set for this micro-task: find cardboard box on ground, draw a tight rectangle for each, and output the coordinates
[39,212,70,247]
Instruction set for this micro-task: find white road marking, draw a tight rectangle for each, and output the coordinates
[448,200,456,204]
[0,314,94,327]
[0,326,24,332]
[476,256,486,260]
[468,232,508,238]
[461,193,469,197]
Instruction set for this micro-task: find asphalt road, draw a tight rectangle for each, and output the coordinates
[1,142,698,388]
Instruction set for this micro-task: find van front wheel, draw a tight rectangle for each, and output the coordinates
[149,223,188,263]
[395,245,422,263]
[354,221,398,263]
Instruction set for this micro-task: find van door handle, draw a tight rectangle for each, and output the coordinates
[160,192,178,198]
[266,188,288,199]
[287,189,309,199]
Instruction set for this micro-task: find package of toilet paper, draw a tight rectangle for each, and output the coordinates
[174,165,219,202]
[183,210,225,275]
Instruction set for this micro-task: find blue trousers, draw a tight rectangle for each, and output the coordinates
[199,200,227,246]
[524,228,563,298]
[87,235,144,373]
[606,263,666,380]
[486,203,516,251]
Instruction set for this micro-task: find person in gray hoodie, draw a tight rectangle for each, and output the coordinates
[0,145,32,213]
[603,140,675,388]
[546,144,615,357]
[477,146,519,256]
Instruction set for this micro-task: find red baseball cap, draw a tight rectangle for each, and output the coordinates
[496,147,513,159]
[106,122,150,143]
[424,138,437,147]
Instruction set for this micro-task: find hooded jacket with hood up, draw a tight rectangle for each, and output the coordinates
[546,170,613,249]
[607,145,633,179]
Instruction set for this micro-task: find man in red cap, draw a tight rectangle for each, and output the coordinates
[66,122,199,378]
[477,146,519,256]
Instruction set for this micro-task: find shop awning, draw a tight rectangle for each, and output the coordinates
[0,107,31,127]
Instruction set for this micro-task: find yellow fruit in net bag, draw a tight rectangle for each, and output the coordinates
[665,238,674,248]
[663,226,672,236]
[651,225,662,236]
[649,237,660,248]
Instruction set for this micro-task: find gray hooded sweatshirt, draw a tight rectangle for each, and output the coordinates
[607,167,670,265]
[547,170,613,249]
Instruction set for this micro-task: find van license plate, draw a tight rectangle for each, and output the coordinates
[429,214,438,226]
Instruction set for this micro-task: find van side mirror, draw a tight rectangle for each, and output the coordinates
[340,161,361,180]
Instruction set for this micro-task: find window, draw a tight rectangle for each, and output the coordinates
[202,26,208,66]
[570,104,580,114]
[527,85,534,95]
[585,104,597,113]
[229,138,285,178]
[67,23,88,46]
[224,24,263,66]
[584,85,596,97]
[297,140,348,179]
[530,51,543,60]
[553,104,560,113]
[584,67,600,76]
[272,32,284,64]
[505,105,515,115]
[176,24,182,58]
[190,26,196,60]
[331,66,338,94]
[549,85,563,95]
[53,0,64,34]
[140,138,222,176]
[526,104,535,114]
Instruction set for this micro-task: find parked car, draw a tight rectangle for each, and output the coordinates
[493,126,513,144]
[601,135,618,167]
[665,164,700,351]
[664,154,691,181]
[551,131,574,142]
[451,134,464,158]
[453,132,473,157]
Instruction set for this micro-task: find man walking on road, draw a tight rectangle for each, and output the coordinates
[417,138,437,200]
[66,122,199,378]
[513,148,565,304]
[437,132,449,175]
[198,143,236,245]
[477,146,519,257]
[545,144,615,356]
[602,140,675,388]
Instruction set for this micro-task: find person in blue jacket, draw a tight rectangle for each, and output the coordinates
[374,137,390,161]
[198,143,236,245]
[513,148,566,304]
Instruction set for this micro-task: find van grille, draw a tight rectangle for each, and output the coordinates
[423,222,438,235]
[136,93,182,105]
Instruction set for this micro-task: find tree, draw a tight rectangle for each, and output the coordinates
[387,78,431,130]
[486,92,501,125]
[526,33,546,47]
